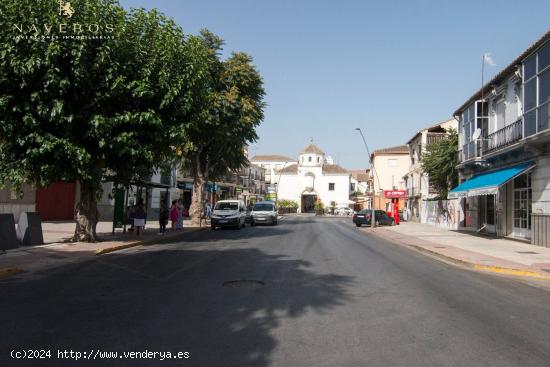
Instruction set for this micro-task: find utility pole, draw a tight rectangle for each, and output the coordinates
[355,128,378,228]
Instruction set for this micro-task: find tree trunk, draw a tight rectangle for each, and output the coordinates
[190,174,206,226]
[73,181,99,242]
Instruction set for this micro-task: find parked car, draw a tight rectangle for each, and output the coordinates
[335,207,354,216]
[250,201,278,226]
[211,200,247,229]
[353,209,395,227]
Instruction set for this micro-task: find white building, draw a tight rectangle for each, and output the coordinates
[404,118,458,223]
[451,31,550,246]
[250,155,295,185]
[275,144,351,213]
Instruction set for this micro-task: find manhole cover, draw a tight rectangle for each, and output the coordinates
[222,280,265,288]
[516,251,539,255]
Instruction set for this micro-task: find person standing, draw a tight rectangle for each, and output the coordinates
[176,199,184,230]
[170,200,178,231]
[159,200,169,235]
[204,201,212,222]
[133,199,146,236]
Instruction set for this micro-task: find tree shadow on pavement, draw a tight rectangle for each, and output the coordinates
[0,246,355,367]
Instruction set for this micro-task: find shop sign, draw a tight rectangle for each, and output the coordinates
[383,190,406,198]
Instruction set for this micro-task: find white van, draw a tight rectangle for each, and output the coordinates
[211,200,247,230]
[250,201,278,226]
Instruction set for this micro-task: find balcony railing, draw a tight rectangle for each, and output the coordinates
[484,119,523,154]
[426,133,446,145]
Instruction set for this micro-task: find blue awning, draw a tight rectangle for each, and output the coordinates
[448,162,535,199]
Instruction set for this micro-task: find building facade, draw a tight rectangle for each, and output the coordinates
[349,169,370,210]
[450,31,550,246]
[370,145,410,211]
[250,155,295,186]
[403,118,458,222]
[276,144,351,213]
[176,162,267,211]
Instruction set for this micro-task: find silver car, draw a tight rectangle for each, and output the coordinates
[250,201,278,226]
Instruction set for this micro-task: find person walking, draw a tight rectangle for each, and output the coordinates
[176,199,184,230]
[159,200,169,235]
[170,200,178,231]
[204,200,212,223]
[133,199,146,236]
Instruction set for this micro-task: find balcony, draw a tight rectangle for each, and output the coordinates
[426,133,446,145]
[484,119,523,154]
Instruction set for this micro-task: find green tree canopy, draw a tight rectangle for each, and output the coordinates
[420,129,459,199]
[182,30,266,223]
[0,0,210,241]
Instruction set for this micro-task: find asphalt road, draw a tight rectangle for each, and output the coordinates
[2,216,550,367]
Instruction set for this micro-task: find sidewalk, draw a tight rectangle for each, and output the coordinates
[0,220,206,280]
[363,222,550,280]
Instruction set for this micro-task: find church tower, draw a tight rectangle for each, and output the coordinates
[299,143,325,167]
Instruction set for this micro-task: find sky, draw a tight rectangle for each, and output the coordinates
[120,0,549,169]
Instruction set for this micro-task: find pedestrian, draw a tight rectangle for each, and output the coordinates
[133,198,146,236]
[204,201,212,222]
[176,199,184,230]
[170,200,178,231]
[159,200,169,235]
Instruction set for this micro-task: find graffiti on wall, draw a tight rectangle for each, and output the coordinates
[422,199,460,229]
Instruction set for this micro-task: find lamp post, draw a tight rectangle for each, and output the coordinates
[355,128,378,228]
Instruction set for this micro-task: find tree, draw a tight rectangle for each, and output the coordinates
[0,0,210,241]
[182,30,265,224]
[420,129,459,199]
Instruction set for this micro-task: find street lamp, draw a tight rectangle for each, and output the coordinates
[355,128,379,228]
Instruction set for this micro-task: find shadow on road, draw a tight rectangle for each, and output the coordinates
[0,245,355,367]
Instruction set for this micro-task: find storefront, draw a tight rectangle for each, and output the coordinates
[449,162,534,239]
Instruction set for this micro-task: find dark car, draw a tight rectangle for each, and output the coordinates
[353,209,395,227]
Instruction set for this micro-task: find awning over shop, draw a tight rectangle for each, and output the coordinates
[448,162,535,199]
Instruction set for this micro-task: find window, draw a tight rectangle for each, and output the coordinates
[524,54,536,80]
[538,41,550,72]
[388,159,397,167]
[308,156,312,162]
[524,79,537,112]
[540,69,550,105]
[317,157,320,162]
[523,42,550,136]
[350,183,356,191]
[328,183,335,191]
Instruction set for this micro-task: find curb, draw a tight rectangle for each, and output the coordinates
[95,227,206,255]
[366,229,550,281]
[0,267,25,280]
[408,245,550,280]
